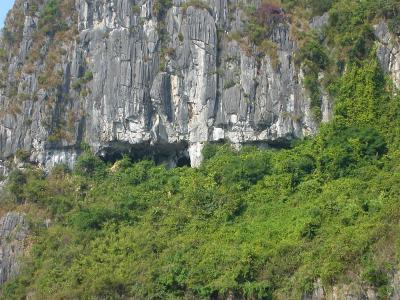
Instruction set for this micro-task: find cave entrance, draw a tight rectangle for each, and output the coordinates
[176,155,191,167]
[98,141,191,168]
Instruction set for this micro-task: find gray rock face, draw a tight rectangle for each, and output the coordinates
[375,21,400,89]
[0,212,28,285]
[303,275,400,300]
[1,0,322,168]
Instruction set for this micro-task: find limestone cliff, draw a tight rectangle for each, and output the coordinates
[0,0,319,170]
[0,0,399,171]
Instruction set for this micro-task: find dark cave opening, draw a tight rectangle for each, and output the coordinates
[98,141,191,168]
[176,155,191,167]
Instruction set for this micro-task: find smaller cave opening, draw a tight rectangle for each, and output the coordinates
[101,151,124,163]
[176,155,191,167]
[241,138,295,150]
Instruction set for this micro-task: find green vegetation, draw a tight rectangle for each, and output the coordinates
[283,0,333,17]
[258,39,279,70]
[131,4,141,15]
[0,48,8,62]
[245,2,285,45]
[38,0,68,36]
[178,32,184,42]
[15,149,30,162]
[182,0,212,14]
[223,79,236,90]
[298,35,330,121]
[3,50,400,298]
[153,0,173,18]
[47,127,73,143]
[72,70,94,91]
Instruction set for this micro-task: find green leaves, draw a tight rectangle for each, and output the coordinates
[38,0,68,36]
[74,151,106,178]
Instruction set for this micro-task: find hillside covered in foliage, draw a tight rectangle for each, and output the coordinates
[2,58,400,299]
[1,0,400,299]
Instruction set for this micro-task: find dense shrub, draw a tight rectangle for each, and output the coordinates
[74,151,106,177]
[38,0,68,36]
[282,0,332,16]
[300,39,329,71]
[298,36,330,121]
[256,2,285,26]
[153,0,173,17]
[6,170,27,203]
[245,1,286,45]
[15,149,30,162]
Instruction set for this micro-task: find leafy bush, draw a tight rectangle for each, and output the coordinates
[38,0,68,36]
[298,36,330,121]
[282,0,332,16]
[74,151,106,178]
[132,4,141,15]
[70,207,127,230]
[244,1,286,46]
[15,149,30,162]
[153,0,173,17]
[72,70,94,90]
[300,39,329,71]
[6,170,27,203]
[1,28,15,45]
[255,2,285,26]
[328,127,387,158]
[0,48,8,61]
